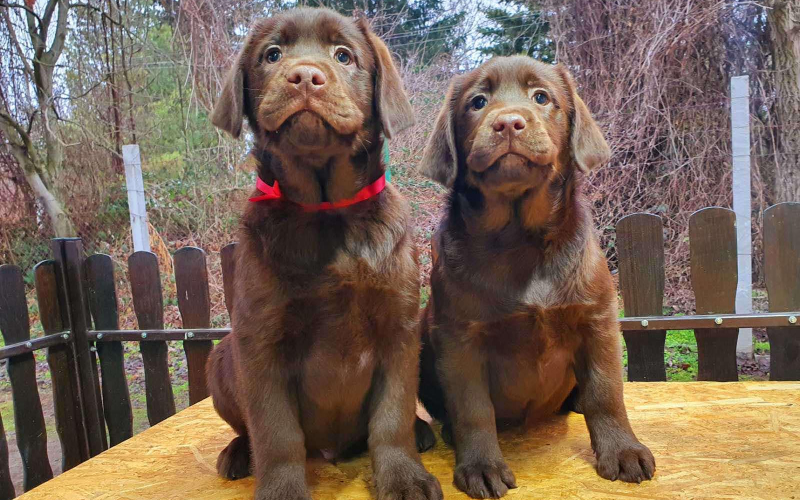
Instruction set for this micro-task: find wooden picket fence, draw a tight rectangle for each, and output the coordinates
[0,239,237,497]
[0,202,798,497]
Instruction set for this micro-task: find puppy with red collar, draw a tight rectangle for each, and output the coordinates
[207,8,442,500]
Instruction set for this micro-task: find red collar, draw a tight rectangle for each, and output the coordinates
[249,173,387,211]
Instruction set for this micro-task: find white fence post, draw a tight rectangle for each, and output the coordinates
[731,75,753,357]
[122,145,151,253]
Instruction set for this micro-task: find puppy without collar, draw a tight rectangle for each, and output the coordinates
[417,56,655,499]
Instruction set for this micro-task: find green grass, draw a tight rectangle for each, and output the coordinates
[664,329,698,381]
[129,393,152,434]
[619,307,702,382]
[0,399,14,434]
[621,328,699,381]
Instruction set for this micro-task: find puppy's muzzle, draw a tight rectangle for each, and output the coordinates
[258,59,363,135]
[492,113,527,139]
[286,64,328,98]
[468,108,555,172]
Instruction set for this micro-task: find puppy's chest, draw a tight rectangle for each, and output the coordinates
[519,274,558,308]
[298,334,377,452]
[473,305,583,351]
[301,338,376,405]
[464,253,571,310]
[332,214,409,276]
[462,290,596,365]
[488,269,568,311]
[472,305,587,420]
[280,268,405,378]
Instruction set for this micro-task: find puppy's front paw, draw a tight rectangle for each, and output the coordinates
[414,417,437,453]
[255,471,311,500]
[377,461,443,500]
[595,440,655,483]
[454,460,516,499]
[255,488,311,500]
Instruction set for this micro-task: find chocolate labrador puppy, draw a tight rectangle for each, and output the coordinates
[416,56,655,498]
[206,8,442,500]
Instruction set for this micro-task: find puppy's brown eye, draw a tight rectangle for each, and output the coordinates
[335,48,352,65]
[264,47,282,64]
[472,96,488,110]
[533,91,549,105]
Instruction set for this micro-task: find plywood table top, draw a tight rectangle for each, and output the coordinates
[19,382,800,500]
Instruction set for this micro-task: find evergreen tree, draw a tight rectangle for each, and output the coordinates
[478,0,552,61]
[312,0,466,65]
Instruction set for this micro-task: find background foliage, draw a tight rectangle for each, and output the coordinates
[1,0,797,326]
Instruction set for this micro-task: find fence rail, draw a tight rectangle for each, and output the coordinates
[0,205,798,497]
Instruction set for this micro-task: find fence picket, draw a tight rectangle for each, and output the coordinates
[689,207,739,381]
[33,261,84,471]
[85,255,134,445]
[128,252,176,424]
[52,239,107,457]
[0,265,53,490]
[173,248,213,404]
[616,213,667,381]
[764,202,800,380]
[81,266,108,452]
[44,245,91,461]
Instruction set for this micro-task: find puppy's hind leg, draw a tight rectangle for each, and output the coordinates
[415,416,437,453]
[418,314,448,422]
[558,385,583,415]
[217,435,252,480]
[417,313,451,449]
[207,336,252,479]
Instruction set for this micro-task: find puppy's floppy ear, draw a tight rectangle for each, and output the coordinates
[357,18,415,139]
[417,79,459,188]
[558,65,610,172]
[211,53,245,139]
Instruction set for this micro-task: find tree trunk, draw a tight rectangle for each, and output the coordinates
[104,0,124,174]
[768,0,800,203]
[24,169,75,237]
[0,0,77,237]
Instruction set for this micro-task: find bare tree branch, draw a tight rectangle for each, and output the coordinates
[1,7,35,80]
[70,2,102,13]
[0,2,43,23]
[0,109,34,155]
[26,110,38,135]
[47,0,70,59]
[42,0,60,38]
[25,1,44,54]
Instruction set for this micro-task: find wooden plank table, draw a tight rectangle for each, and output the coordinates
[19,382,800,500]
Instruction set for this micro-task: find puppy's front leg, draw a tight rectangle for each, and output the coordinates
[369,342,443,500]
[438,334,517,499]
[241,356,309,500]
[574,318,655,483]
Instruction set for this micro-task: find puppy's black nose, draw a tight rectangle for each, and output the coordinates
[287,65,327,94]
[492,114,526,136]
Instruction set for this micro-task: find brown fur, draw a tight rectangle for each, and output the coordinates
[206,8,441,500]
[416,56,655,499]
